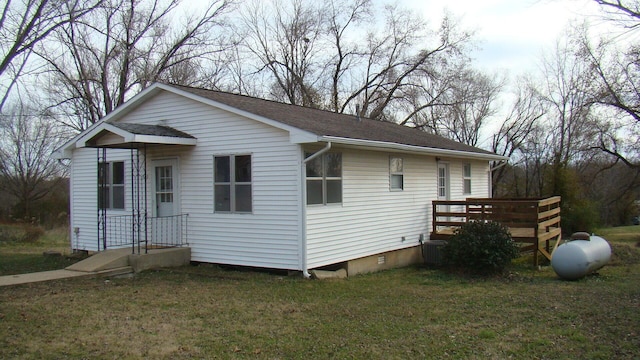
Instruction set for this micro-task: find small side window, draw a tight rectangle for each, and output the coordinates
[390,157,403,190]
[463,163,472,195]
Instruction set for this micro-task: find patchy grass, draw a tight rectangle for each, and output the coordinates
[0,225,83,275]
[597,225,640,245]
[597,226,640,267]
[0,226,638,359]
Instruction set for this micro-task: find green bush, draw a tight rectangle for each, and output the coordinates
[441,221,519,274]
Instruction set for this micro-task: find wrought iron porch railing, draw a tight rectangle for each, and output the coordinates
[105,213,188,253]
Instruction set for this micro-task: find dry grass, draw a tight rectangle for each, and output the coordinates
[0,226,639,359]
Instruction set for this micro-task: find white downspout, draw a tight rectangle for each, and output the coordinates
[488,160,508,197]
[300,142,332,278]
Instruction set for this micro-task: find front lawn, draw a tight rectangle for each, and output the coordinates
[0,225,84,275]
[0,225,639,359]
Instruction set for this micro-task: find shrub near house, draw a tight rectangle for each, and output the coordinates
[441,221,519,274]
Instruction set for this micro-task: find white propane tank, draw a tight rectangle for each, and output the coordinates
[551,232,612,280]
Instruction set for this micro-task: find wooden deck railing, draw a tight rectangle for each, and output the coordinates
[430,196,561,266]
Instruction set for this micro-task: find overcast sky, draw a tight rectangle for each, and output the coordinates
[400,0,609,76]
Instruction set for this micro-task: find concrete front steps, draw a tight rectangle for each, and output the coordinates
[0,247,191,287]
[66,247,191,274]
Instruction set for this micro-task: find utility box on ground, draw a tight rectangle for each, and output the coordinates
[422,240,447,265]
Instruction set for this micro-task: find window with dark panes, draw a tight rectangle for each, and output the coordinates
[98,161,125,210]
[214,155,252,213]
[306,152,342,205]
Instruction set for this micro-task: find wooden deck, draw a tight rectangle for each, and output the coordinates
[430,197,562,266]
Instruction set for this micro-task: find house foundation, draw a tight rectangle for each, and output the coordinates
[345,245,423,277]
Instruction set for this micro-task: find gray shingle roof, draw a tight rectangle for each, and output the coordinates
[108,122,195,139]
[171,84,495,156]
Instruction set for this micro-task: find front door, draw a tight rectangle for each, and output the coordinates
[153,159,178,217]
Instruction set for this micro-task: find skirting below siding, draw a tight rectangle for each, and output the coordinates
[345,245,423,277]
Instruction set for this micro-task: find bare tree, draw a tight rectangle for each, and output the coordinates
[239,0,474,122]
[593,0,640,26]
[0,0,102,111]
[240,0,327,107]
[0,104,66,220]
[574,9,640,166]
[39,0,233,132]
[491,79,545,195]
[540,36,599,171]
[435,68,505,147]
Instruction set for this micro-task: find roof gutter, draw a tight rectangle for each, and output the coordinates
[490,159,508,171]
[299,141,332,279]
[319,136,508,161]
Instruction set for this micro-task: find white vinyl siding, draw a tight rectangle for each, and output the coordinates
[306,150,434,269]
[70,148,131,251]
[448,160,489,200]
[306,152,491,269]
[115,91,301,270]
[69,88,493,271]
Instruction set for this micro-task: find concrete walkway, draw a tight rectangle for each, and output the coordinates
[0,247,190,287]
[0,269,97,287]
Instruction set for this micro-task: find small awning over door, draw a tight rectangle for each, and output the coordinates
[76,122,197,149]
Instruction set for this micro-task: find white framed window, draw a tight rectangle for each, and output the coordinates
[390,157,403,190]
[98,161,125,210]
[306,152,342,205]
[214,155,252,213]
[463,163,472,195]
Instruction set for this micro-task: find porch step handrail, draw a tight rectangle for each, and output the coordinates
[104,213,189,254]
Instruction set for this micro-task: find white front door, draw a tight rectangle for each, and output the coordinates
[153,159,178,217]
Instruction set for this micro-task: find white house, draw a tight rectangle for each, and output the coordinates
[55,83,507,276]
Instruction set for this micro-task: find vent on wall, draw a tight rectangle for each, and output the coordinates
[377,255,386,265]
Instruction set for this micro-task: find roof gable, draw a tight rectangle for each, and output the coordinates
[168,84,501,159]
[56,82,505,160]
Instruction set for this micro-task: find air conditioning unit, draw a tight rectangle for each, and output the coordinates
[422,240,447,265]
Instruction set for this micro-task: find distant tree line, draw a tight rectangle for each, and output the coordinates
[0,0,638,231]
